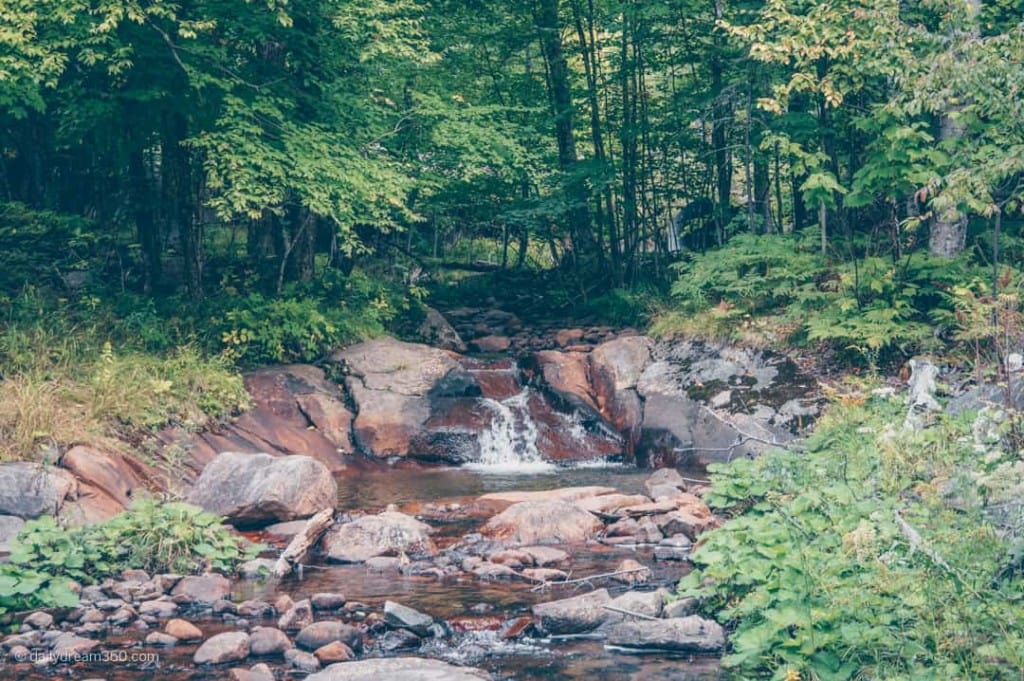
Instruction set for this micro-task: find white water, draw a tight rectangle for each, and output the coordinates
[466,390,556,473]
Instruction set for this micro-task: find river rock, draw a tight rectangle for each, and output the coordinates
[146,632,179,646]
[285,647,321,672]
[278,599,314,631]
[314,640,354,663]
[321,511,436,563]
[483,500,603,546]
[384,601,434,636]
[311,592,346,610]
[532,589,611,635]
[307,657,490,680]
[653,535,693,561]
[188,452,337,525]
[470,335,511,353]
[0,462,78,519]
[334,337,462,457]
[229,664,275,681]
[23,612,54,630]
[590,336,652,452]
[249,626,292,656]
[139,599,178,618]
[606,616,725,653]
[50,633,99,660]
[605,590,666,623]
[171,574,231,605]
[194,631,250,665]
[380,628,422,652]
[418,306,467,352]
[295,621,362,652]
[530,350,600,416]
[165,619,202,641]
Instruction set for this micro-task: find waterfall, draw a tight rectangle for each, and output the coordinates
[468,389,555,472]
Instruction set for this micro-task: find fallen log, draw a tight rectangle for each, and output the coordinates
[272,508,335,578]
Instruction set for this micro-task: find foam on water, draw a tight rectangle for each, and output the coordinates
[469,390,557,473]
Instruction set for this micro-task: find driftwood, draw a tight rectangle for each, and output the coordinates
[272,508,335,578]
[530,566,650,592]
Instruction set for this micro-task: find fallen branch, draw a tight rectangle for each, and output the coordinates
[602,604,659,621]
[530,567,649,592]
[272,508,335,578]
[894,509,952,573]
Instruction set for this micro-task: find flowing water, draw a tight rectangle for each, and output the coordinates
[14,372,723,680]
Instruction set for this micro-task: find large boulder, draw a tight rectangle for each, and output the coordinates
[321,511,436,563]
[307,658,489,681]
[332,338,470,458]
[482,500,603,546]
[194,631,251,665]
[188,452,337,526]
[60,446,148,508]
[417,306,466,353]
[0,462,78,519]
[532,589,611,634]
[590,336,652,455]
[606,616,725,653]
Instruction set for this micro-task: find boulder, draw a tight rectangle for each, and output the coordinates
[278,599,314,632]
[313,641,354,664]
[322,511,436,563]
[50,633,99,659]
[532,589,611,635]
[418,306,467,352]
[165,619,202,641]
[479,486,616,506]
[334,337,459,395]
[0,462,77,519]
[590,336,652,453]
[229,665,275,681]
[285,648,321,672]
[307,657,490,681]
[530,351,600,416]
[249,627,292,656]
[295,621,362,652]
[384,601,434,636]
[193,631,250,665]
[170,574,232,606]
[605,590,665,623]
[0,515,25,554]
[60,446,148,508]
[470,335,511,353]
[606,616,725,653]
[188,452,337,526]
[482,500,603,546]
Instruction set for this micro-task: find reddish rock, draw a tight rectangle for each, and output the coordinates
[554,328,585,347]
[314,640,354,663]
[531,351,599,414]
[165,619,203,641]
[60,446,149,508]
[482,500,603,546]
[470,335,511,353]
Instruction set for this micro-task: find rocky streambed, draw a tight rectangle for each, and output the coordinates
[0,466,728,680]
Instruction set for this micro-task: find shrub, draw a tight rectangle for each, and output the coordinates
[0,500,259,617]
[678,396,1024,680]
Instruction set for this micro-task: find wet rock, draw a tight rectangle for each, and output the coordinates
[365,556,402,573]
[489,545,569,568]
[229,664,275,681]
[23,612,54,630]
[482,500,603,546]
[285,647,321,672]
[644,468,686,497]
[606,616,725,653]
[8,645,30,661]
[171,574,231,606]
[108,606,136,626]
[194,631,250,665]
[277,599,314,632]
[653,535,692,561]
[322,511,436,563]
[237,600,274,618]
[165,619,202,641]
[384,601,434,636]
[50,633,99,660]
[146,632,179,646]
[656,510,714,540]
[611,558,651,585]
[95,598,126,611]
[249,626,292,656]
[188,452,337,525]
[80,609,107,624]
[0,462,78,519]
[295,621,362,652]
[636,519,663,544]
[139,599,178,618]
[471,562,517,580]
[479,486,616,506]
[380,628,421,652]
[531,350,600,416]
[273,594,294,614]
[213,599,238,616]
[575,493,651,514]
[4,631,42,649]
[590,336,653,450]
[307,657,490,680]
[522,568,568,582]
[314,640,354,663]
[605,517,641,538]
[310,592,346,610]
[264,519,308,539]
[605,590,666,623]
[532,589,612,635]
[470,335,511,353]
[662,597,698,618]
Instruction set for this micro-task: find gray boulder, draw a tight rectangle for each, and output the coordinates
[0,463,77,519]
[606,615,725,653]
[321,511,436,563]
[532,589,611,635]
[193,631,250,665]
[188,452,336,525]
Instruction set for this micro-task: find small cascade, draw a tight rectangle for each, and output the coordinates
[469,390,554,472]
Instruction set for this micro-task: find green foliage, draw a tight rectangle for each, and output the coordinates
[667,233,987,365]
[0,500,258,617]
[680,397,1024,680]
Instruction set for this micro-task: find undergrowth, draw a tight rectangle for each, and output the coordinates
[679,393,1024,680]
[0,500,259,618]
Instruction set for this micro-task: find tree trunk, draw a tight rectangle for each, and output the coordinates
[129,149,161,293]
[711,0,731,244]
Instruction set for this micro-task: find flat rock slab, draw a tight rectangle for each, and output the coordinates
[307,657,490,680]
[532,589,611,635]
[478,486,616,505]
[321,511,436,563]
[606,616,725,653]
[482,500,603,546]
